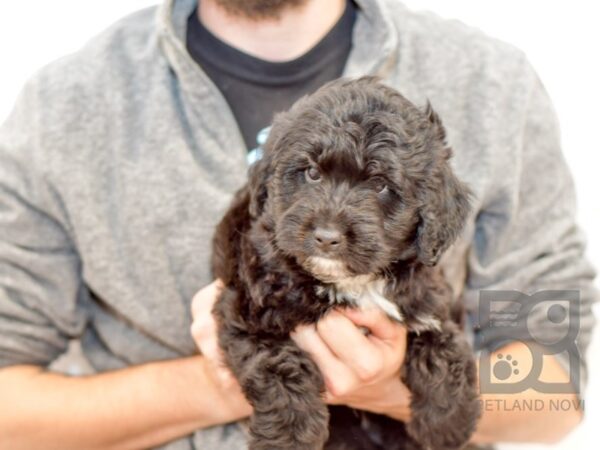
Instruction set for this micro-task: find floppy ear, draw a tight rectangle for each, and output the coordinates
[248,155,271,218]
[416,103,472,265]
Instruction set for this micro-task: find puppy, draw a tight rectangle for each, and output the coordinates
[211,77,480,450]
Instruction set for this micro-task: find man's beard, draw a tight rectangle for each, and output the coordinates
[214,0,309,20]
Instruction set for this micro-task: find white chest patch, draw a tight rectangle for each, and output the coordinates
[316,275,404,323]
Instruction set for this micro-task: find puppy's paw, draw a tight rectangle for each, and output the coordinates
[248,405,329,450]
[249,439,326,450]
[403,327,480,450]
[241,341,330,450]
[407,392,480,450]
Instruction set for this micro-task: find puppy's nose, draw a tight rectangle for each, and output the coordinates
[314,227,343,251]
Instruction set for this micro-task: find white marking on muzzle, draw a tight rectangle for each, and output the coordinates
[305,256,349,282]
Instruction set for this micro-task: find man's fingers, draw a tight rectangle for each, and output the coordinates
[291,324,337,369]
[337,307,407,373]
[191,319,217,351]
[190,279,224,359]
[315,311,385,382]
[191,279,224,319]
[291,325,359,397]
[340,307,406,343]
[188,279,237,387]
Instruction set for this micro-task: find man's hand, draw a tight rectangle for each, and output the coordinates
[190,280,252,418]
[292,308,412,422]
[191,281,412,422]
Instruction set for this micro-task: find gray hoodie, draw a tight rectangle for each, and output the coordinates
[0,0,596,448]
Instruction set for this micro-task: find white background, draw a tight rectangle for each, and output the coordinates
[0,1,598,449]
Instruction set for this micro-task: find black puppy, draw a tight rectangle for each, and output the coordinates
[211,77,480,450]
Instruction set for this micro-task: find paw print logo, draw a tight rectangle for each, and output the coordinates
[479,290,581,394]
[493,354,520,380]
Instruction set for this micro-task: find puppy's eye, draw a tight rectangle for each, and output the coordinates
[372,177,388,194]
[378,185,389,195]
[305,167,322,183]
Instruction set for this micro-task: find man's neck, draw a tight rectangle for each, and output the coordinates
[198,0,347,62]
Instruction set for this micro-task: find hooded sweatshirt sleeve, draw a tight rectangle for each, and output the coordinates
[467,59,597,393]
[0,78,88,369]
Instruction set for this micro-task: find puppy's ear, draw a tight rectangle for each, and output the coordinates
[416,103,471,265]
[248,155,271,218]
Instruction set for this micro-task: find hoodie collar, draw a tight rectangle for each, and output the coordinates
[153,0,402,170]
[345,0,400,77]
[156,0,400,85]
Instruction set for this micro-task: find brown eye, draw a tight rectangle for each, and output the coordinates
[305,167,321,183]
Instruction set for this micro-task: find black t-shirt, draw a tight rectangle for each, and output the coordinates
[186,1,356,153]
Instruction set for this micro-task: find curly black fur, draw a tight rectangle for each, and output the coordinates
[211,77,480,450]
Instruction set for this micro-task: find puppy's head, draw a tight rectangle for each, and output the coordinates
[249,77,471,282]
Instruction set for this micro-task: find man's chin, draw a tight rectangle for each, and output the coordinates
[214,0,308,20]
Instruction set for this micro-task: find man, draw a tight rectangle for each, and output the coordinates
[0,0,595,448]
